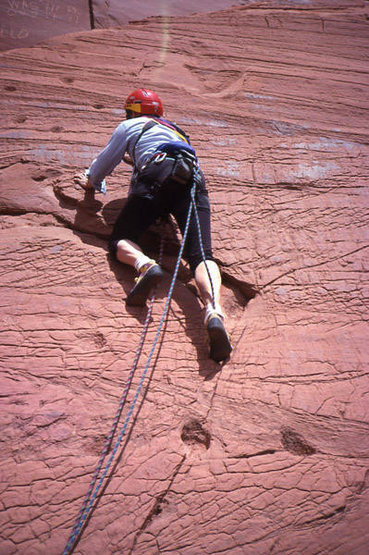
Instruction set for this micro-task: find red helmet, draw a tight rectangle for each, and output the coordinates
[125,88,164,116]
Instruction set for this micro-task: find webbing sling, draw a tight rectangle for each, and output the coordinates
[132,120,157,163]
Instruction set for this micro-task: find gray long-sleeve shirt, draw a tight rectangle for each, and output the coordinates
[88,116,191,193]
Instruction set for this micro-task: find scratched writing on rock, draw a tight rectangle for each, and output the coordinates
[0,25,29,39]
[6,0,79,23]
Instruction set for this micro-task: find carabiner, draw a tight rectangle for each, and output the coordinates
[154,152,167,164]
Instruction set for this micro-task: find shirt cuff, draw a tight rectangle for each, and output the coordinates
[85,169,106,195]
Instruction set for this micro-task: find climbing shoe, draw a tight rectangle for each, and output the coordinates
[126,262,164,306]
[206,314,232,363]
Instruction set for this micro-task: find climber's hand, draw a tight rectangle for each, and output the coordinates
[74,171,93,191]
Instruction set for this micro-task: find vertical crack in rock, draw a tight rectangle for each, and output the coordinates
[281,427,316,456]
[130,454,187,553]
[89,0,95,29]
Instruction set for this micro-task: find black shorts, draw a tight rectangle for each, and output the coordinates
[109,167,213,274]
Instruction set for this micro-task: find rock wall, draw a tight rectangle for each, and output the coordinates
[0,0,91,51]
[92,0,251,29]
[1,1,369,553]
[0,0,248,51]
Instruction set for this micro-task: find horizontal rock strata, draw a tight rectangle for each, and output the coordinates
[0,1,368,553]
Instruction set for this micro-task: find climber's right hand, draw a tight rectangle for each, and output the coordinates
[74,171,93,191]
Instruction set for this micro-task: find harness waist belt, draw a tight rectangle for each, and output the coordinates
[141,148,196,171]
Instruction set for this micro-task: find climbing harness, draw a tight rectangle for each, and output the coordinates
[131,116,192,172]
[63,169,215,554]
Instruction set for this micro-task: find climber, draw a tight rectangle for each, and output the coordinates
[76,88,232,363]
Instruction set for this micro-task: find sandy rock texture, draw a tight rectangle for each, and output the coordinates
[1,0,369,553]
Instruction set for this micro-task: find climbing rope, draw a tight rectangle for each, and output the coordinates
[63,239,165,555]
[63,179,210,554]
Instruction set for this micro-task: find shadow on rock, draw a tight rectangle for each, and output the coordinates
[106,226,223,377]
[68,187,232,378]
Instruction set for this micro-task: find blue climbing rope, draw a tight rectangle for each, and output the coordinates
[63,183,201,554]
[63,239,165,554]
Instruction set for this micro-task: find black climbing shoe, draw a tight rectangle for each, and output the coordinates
[206,314,232,363]
[126,263,164,306]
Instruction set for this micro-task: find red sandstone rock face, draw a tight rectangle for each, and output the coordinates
[0,0,247,51]
[1,1,369,553]
[92,0,248,28]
